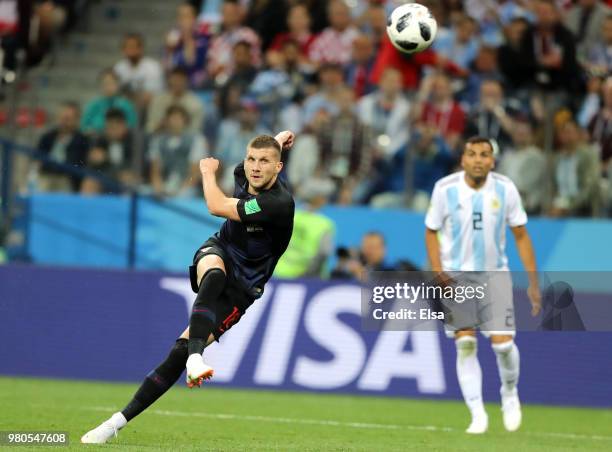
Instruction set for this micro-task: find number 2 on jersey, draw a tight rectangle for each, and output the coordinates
[472,212,483,230]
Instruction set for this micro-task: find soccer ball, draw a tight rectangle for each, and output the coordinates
[386,3,438,54]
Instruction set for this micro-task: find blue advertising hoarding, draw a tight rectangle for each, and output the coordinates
[0,264,610,408]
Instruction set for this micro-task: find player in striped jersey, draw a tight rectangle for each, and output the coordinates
[425,137,542,434]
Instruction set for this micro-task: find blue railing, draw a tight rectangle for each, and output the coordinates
[0,138,219,268]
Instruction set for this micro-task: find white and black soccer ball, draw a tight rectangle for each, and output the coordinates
[386,3,438,54]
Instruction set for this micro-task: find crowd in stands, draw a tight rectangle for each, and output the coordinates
[0,0,85,74]
[25,0,612,218]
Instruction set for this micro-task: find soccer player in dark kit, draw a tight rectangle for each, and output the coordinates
[82,131,296,444]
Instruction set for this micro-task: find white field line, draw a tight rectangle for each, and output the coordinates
[86,406,612,442]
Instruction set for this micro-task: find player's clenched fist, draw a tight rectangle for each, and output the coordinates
[274,130,295,150]
[199,157,220,175]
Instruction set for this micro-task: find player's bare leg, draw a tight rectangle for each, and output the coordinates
[455,329,488,434]
[185,254,226,387]
[491,334,521,432]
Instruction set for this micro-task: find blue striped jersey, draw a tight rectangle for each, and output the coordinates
[425,171,527,271]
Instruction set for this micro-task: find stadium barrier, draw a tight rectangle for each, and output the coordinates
[17,193,612,272]
[1,264,610,408]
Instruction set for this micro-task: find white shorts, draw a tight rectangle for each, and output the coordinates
[441,272,516,339]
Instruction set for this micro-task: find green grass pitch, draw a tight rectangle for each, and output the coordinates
[1,376,611,451]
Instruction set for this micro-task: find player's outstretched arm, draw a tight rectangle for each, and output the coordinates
[511,225,542,316]
[200,157,241,221]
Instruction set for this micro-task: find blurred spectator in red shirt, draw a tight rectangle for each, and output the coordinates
[269,3,316,63]
[370,34,465,91]
[414,72,466,150]
[309,0,359,66]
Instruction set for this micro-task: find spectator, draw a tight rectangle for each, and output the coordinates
[587,77,612,168]
[464,0,503,45]
[360,4,387,52]
[0,0,21,73]
[25,0,66,67]
[36,102,89,192]
[308,0,359,66]
[81,69,138,134]
[248,49,295,131]
[302,63,345,125]
[357,67,411,158]
[207,0,261,84]
[165,2,210,88]
[550,119,601,217]
[496,0,535,27]
[414,72,466,150]
[95,108,137,187]
[215,98,270,192]
[146,67,205,134]
[464,79,516,149]
[359,231,395,273]
[564,0,611,64]
[460,46,502,108]
[582,14,612,78]
[330,246,362,280]
[148,105,207,197]
[245,0,289,51]
[346,33,377,98]
[217,40,258,118]
[280,38,314,103]
[301,0,329,33]
[433,14,480,70]
[269,3,316,62]
[286,110,328,190]
[369,34,465,91]
[80,141,120,195]
[114,33,164,107]
[317,87,373,199]
[516,0,581,95]
[362,124,456,209]
[498,17,531,93]
[498,120,547,214]
[332,231,394,280]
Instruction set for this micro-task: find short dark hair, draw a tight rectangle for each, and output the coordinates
[169,67,189,78]
[98,68,119,82]
[165,104,190,124]
[248,135,281,154]
[123,33,144,46]
[364,230,385,244]
[464,136,493,153]
[233,40,252,51]
[105,108,126,122]
[61,101,80,114]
